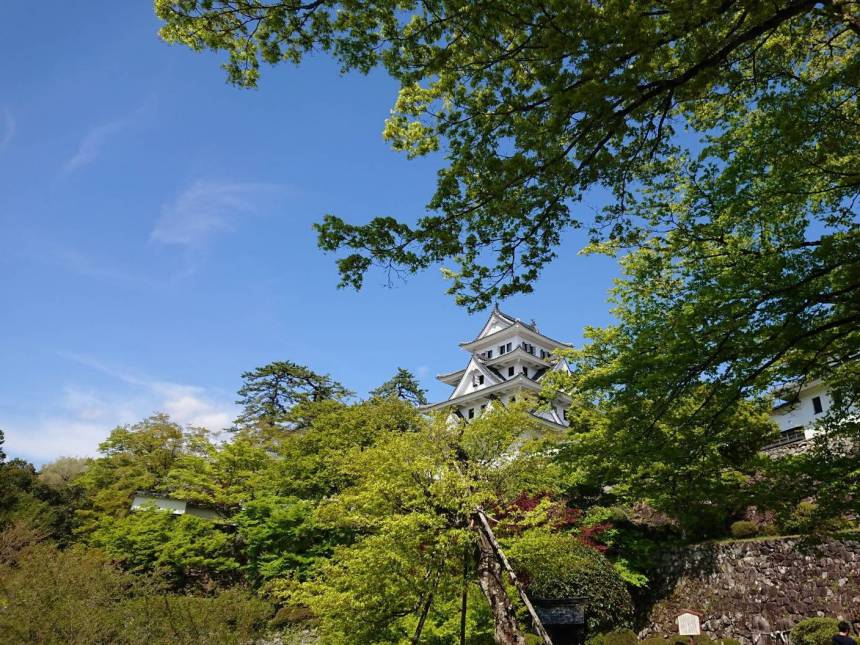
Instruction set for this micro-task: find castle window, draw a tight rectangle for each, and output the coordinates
[522,366,528,377]
[812,396,823,414]
[508,366,514,377]
[499,344,506,355]
[486,349,493,359]
[468,408,475,419]
[506,342,512,352]
[478,374,484,385]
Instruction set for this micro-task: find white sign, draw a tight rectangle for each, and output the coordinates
[676,612,702,636]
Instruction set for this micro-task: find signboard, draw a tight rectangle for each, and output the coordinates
[676,610,702,636]
[533,599,586,626]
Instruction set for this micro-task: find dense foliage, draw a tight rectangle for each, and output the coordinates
[505,529,633,634]
[0,534,271,645]
[1,355,855,643]
[791,617,843,645]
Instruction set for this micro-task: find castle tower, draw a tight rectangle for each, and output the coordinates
[422,305,572,428]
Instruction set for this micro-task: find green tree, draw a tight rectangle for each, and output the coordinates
[36,457,91,543]
[236,495,336,585]
[75,414,197,531]
[543,369,776,538]
[165,430,272,516]
[0,532,271,644]
[0,459,43,527]
[156,0,859,461]
[88,508,241,589]
[0,455,91,543]
[235,360,353,431]
[156,0,858,300]
[370,367,428,405]
[39,456,90,489]
[271,396,424,499]
[280,403,582,643]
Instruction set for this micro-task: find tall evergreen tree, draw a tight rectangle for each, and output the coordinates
[235,361,352,431]
[370,367,428,406]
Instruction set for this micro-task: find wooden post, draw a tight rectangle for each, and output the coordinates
[412,567,441,644]
[475,508,554,645]
[460,545,470,645]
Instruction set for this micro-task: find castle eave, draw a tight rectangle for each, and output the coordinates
[460,322,571,353]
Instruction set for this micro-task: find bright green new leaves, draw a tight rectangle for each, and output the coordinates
[166,432,271,515]
[157,0,859,311]
[155,3,859,477]
[287,404,557,643]
[237,495,336,584]
[88,509,241,588]
[272,396,424,499]
[75,414,190,530]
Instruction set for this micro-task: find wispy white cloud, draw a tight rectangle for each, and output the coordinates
[2,354,236,464]
[151,180,282,247]
[61,352,235,430]
[0,108,14,149]
[62,103,148,173]
[63,119,129,172]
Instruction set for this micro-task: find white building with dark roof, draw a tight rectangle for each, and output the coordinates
[421,306,573,429]
[767,379,834,448]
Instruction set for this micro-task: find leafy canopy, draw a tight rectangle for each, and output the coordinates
[155,0,859,306]
[285,403,566,643]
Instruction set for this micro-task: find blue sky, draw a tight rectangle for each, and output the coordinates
[0,2,618,464]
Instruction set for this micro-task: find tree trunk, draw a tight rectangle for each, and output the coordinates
[475,526,526,644]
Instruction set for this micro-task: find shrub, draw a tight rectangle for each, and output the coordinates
[782,502,819,534]
[781,502,853,535]
[730,520,758,538]
[641,635,740,645]
[758,523,780,536]
[641,637,673,645]
[792,617,841,645]
[0,538,271,644]
[589,629,638,645]
[506,529,634,635]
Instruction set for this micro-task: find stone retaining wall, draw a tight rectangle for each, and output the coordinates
[638,536,860,644]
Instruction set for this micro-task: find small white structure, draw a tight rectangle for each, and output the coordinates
[131,493,221,520]
[421,306,572,429]
[768,380,833,446]
[676,609,702,636]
